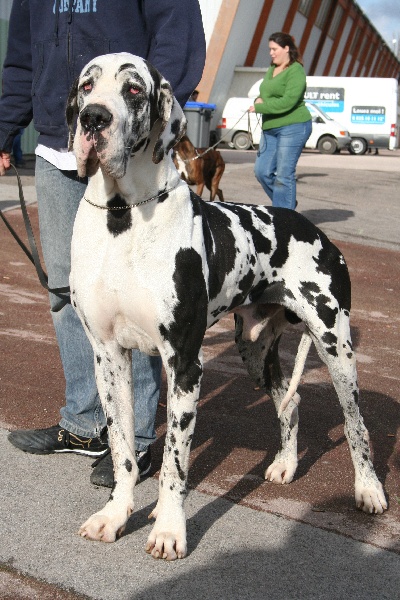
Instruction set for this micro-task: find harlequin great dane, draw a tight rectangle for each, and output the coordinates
[66,53,387,560]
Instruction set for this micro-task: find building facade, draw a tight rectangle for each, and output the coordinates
[1,0,399,151]
[198,0,400,127]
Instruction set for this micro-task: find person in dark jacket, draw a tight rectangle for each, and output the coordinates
[0,0,206,487]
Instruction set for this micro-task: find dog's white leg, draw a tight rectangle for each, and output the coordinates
[79,342,138,542]
[310,313,387,514]
[145,354,202,560]
[235,312,299,484]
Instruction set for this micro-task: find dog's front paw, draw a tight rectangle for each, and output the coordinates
[265,454,297,484]
[355,478,388,514]
[145,510,187,560]
[79,514,121,542]
[79,504,133,542]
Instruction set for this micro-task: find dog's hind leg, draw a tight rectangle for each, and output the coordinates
[235,309,300,484]
[79,341,138,542]
[308,310,387,513]
[210,163,225,202]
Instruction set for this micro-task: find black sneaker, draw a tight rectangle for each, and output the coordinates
[8,424,109,457]
[90,447,152,488]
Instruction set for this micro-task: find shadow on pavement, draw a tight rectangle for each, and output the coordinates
[132,502,400,600]
[300,208,355,226]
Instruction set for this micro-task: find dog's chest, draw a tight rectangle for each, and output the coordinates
[70,202,187,344]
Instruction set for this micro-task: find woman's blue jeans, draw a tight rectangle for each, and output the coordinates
[254,121,312,209]
[35,156,161,449]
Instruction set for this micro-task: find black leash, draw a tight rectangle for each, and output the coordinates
[0,164,71,302]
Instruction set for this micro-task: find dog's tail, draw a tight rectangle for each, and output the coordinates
[278,331,312,417]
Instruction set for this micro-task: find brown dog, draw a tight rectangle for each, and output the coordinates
[173,135,225,201]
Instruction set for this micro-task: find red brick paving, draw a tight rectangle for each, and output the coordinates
[1,205,399,559]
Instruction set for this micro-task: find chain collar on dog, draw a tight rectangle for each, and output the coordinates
[83,180,180,210]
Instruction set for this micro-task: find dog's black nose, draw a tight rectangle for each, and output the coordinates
[80,104,113,133]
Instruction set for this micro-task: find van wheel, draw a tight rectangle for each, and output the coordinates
[232,131,252,150]
[349,138,368,155]
[317,136,338,154]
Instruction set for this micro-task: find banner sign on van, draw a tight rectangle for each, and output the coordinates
[351,106,386,124]
[305,87,344,112]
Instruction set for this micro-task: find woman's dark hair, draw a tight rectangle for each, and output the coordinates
[269,32,303,65]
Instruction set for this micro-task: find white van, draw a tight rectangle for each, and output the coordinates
[216,95,351,154]
[305,76,399,154]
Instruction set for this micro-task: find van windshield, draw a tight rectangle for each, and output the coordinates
[306,102,334,121]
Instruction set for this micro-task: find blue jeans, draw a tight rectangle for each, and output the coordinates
[35,156,161,450]
[254,121,312,209]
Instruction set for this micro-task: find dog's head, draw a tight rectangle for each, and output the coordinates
[66,53,186,178]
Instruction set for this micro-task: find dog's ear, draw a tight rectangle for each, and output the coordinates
[66,77,80,151]
[153,80,186,164]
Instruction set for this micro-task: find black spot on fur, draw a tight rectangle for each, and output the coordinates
[230,268,256,308]
[299,281,320,303]
[326,346,338,357]
[189,195,237,300]
[159,248,207,395]
[222,203,272,256]
[315,295,338,329]
[285,309,302,324]
[107,194,132,237]
[174,456,185,481]
[153,139,164,163]
[107,417,113,426]
[158,191,169,203]
[180,412,195,431]
[96,355,101,364]
[322,332,338,346]
[125,459,132,472]
[129,137,148,155]
[268,208,320,269]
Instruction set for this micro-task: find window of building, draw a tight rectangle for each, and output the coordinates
[350,28,361,55]
[328,4,344,38]
[315,0,332,29]
[298,0,313,18]
[362,40,374,67]
[357,34,368,60]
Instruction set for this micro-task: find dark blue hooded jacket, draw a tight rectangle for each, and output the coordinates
[0,0,206,152]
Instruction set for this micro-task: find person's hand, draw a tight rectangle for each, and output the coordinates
[0,152,11,176]
[249,97,263,113]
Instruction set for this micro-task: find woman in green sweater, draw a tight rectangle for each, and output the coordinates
[250,32,311,209]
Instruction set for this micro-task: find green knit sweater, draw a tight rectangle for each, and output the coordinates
[254,61,311,130]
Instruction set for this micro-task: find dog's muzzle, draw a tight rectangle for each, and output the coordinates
[80,104,113,133]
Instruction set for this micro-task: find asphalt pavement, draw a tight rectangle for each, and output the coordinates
[0,149,399,599]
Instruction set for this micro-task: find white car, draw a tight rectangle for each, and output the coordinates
[216,97,351,154]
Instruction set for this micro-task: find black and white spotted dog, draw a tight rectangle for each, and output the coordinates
[66,53,387,560]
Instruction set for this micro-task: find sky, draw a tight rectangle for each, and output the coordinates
[356,0,400,52]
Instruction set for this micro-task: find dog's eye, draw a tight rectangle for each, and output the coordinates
[129,86,141,95]
[83,83,92,92]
